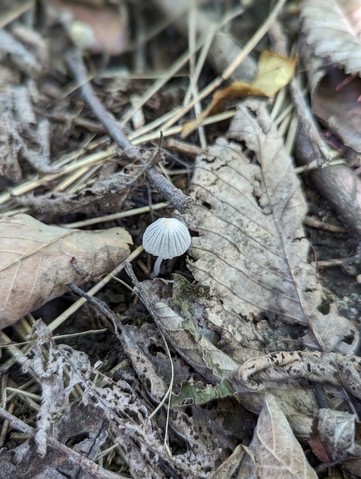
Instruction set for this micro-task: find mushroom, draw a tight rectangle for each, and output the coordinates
[142,218,192,277]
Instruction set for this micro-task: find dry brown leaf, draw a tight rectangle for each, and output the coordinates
[209,445,246,479]
[0,214,132,329]
[310,408,361,476]
[185,101,358,355]
[302,0,361,75]
[310,409,360,462]
[239,394,317,479]
[182,51,296,137]
[310,67,361,153]
[49,0,128,54]
[145,297,238,384]
[121,325,169,401]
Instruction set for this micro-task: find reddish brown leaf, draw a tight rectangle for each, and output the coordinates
[49,0,128,55]
[311,68,361,152]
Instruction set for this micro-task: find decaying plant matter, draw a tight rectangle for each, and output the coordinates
[1,1,361,478]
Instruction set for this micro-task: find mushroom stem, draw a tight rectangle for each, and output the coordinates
[152,256,163,278]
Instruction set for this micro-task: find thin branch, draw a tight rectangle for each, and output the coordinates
[147,167,192,212]
[65,52,191,212]
[66,53,141,162]
[67,283,123,342]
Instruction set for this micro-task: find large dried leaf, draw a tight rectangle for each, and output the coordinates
[239,394,317,479]
[302,0,361,75]
[185,102,358,354]
[0,214,132,329]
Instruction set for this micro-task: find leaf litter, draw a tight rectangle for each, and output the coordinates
[0,214,132,329]
[301,0,361,154]
[1,1,361,478]
[186,101,359,355]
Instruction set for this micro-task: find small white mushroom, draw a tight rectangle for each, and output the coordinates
[142,218,191,277]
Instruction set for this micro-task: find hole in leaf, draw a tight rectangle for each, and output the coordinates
[202,201,212,210]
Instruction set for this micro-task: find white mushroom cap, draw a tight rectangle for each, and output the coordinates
[142,218,191,259]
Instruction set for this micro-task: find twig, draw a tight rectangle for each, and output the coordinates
[67,283,123,342]
[147,167,191,212]
[66,53,140,162]
[312,256,358,269]
[303,216,345,233]
[164,138,202,157]
[65,52,191,212]
[48,246,143,332]
[0,406,127,479]
[63,201,169,228]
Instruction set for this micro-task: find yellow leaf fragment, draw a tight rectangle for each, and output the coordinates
[252,50,297,96]
[182,50,297,137]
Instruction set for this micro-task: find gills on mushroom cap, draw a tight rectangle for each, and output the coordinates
[142,218,191,259]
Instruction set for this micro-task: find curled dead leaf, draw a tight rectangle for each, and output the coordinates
[233,350,361,401]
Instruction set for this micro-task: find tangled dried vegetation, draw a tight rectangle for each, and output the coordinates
[1,1,361,478]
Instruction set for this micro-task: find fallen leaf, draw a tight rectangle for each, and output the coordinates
[49,0,128,55]
[209,444,246,479]
[172,379,235,407]
[302,0,361,75]
[239,394,317,478]
[310,408,358,463]
[0,214,132,329]
[182,51,296,137]
[251,51,297,94]
[185,101,359,354]
[310,67,361,152]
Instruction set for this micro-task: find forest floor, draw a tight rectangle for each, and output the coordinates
[0,1,361,478]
